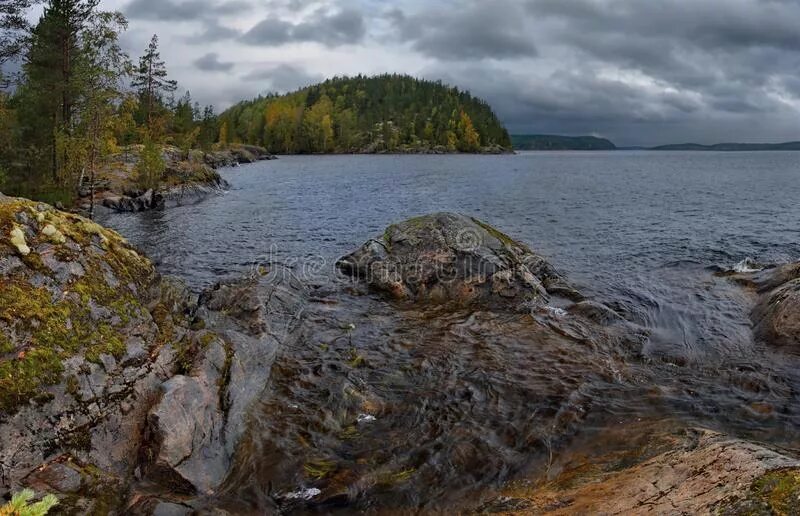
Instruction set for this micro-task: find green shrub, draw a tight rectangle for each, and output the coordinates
[0,489,58,516]
[135,139,165,191]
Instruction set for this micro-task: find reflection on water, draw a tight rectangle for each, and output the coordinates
[99,152,800,511]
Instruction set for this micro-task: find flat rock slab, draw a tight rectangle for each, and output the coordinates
[492,430,800,515]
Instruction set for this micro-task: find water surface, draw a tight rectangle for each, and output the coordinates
[99,151,800,510]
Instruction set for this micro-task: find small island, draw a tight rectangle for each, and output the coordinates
[219,75,512,154]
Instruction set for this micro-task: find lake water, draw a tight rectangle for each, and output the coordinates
[99,151,800,511]
[100,151,800,363]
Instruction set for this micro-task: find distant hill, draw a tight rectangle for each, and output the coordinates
[511,134,617,151]
[651,142,800,151]
[219,74,511,154]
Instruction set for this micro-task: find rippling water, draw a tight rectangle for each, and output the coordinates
[99,151,800,511]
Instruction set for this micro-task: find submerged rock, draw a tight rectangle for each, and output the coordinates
[337,212,581,309]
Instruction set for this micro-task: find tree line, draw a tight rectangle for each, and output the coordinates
[219,74,512,154]
[0,2,514,205]
[0,0,220,204]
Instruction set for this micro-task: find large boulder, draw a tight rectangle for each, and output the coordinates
[143,336,229,496]
[0,194,194,511]
[337,213,581,309]
[750,262,800,349]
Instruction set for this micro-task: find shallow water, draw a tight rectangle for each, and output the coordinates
[99,151,800,511]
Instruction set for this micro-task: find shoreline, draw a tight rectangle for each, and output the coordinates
[0,200,798,512]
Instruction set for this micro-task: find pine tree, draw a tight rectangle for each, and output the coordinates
[131,35,177,132]
[197,105,218,151]
[0,0,37,67]
[17,0,99,189]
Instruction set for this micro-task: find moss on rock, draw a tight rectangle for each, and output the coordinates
[718,468,800,515]
[0,194,159,414]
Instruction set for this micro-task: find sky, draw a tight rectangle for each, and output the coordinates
[26,0,800,145]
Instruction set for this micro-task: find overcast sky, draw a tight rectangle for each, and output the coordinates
[39,0,800,145]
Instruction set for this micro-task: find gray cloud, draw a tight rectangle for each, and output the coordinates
[124,0,251,21]
[186,20,241,43]
[240,64,323,92]
[241,8,365,47]
[116,0,800,145]
[529,0,800,52]
[390,1,536,60]
[194,52,235,71]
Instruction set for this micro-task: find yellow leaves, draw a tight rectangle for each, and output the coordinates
[218,121,229,146]
[458,111,481,151]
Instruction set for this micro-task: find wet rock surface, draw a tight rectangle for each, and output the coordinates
[102,189,164,213]
[2,207,799,514]
[487,429,800,515]
[750,262,800,350]
[337,212,581,309]
[138,271,306,506]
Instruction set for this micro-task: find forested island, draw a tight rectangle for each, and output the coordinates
[0,3,510,211]
[219,75,512,154]
[511,134,617,150]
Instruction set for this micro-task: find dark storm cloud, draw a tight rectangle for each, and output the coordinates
[240,64,323,92]
[390,0,800,145]
[241,8,365,47]
[526,0,800,91]
[124,0,251,21]
[194,52,234,71]
[389,1,536,60]
[427,56,800,147]
[529,0,800,52]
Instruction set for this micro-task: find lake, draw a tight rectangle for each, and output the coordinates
[99,151,800,510]
[99,151,800,363]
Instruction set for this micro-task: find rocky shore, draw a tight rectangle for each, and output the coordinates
[0,200,798,514]
[83,144,275,215]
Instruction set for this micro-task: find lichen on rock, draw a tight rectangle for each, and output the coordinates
[0,194,196,510]
[337,212,582,309]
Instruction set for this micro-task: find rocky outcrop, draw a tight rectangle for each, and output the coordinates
[0,194,309,511]
[101,188,164,213]
[750,262,800,349]
[137,269,306,505]
[3,206,797,514]
[337,212,581,309]
[0,194,195,511]
[83,144,271,214]
[484,429,800,515]
[202,144,277,169]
